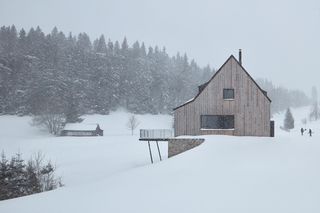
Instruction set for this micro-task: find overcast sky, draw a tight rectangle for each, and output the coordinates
[1,0,319,93]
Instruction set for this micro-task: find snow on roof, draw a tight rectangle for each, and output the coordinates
[182,97,195,105]
[172,97,195,111]
[63,123,98,131]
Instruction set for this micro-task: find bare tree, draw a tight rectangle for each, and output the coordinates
[30,152,63,191]
[126,115,140,135]
[32,113,65,135]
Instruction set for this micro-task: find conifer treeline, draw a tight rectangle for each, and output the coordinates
[0,25,310,118]
[256,79,310,114]
[0,25,213,118]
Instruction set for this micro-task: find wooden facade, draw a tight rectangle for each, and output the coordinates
[173,55,272,137]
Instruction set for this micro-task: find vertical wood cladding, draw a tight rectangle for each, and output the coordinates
[174,56,271,137]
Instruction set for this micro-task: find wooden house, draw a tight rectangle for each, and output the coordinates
[174,50,273,137]
[60,123,103,136]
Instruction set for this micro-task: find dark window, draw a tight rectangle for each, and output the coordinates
[201,115,235,129]
[223,89,234,99]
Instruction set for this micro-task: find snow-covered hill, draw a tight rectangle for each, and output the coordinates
[1,107,320,213]
[0,110,171,186]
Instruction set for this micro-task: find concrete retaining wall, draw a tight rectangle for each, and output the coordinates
[168,138,205,158]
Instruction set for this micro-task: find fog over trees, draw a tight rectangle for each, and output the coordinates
[308,86,320,122]
[0,25,310,118]
[0,25,212,118]
[257,79,310,114]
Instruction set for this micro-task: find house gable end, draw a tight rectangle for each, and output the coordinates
[173,55,271,111]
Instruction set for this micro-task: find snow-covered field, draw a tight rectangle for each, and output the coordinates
[1,107,320,213]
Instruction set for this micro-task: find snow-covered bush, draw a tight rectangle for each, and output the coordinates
[0,152,62,201]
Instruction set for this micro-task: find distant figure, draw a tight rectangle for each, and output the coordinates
[309,129,312,137]
[301,128,305,136]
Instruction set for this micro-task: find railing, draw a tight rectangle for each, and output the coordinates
[140,129,173,139]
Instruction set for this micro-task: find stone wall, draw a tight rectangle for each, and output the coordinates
[168,138,205,158]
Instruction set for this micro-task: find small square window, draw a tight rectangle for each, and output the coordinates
[223,89,234,100]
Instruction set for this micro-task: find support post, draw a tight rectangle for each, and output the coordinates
[148,141,153,163]
[156,141,162,161]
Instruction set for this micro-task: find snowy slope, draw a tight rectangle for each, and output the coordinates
[0,110,171,186]
[1,107,320,213]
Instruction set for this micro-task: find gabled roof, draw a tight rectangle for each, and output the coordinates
[173,55,271,110]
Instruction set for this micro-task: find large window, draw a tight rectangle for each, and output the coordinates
[223,89,234,100]
[200,115,235,129]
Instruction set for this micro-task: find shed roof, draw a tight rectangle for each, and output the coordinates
[63,123,99,131]
[173,55,271,110]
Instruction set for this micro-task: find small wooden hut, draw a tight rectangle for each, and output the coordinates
[60,123,103,136]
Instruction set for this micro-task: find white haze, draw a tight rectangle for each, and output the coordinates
[0,0,319,93]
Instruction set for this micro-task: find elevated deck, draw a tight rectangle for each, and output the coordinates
[139,129,173,141]
[139,129,205,163]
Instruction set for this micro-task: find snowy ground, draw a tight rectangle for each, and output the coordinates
[1,107,320,213]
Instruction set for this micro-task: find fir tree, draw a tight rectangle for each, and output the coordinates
[107,39,113,53]
[93,35,107,53]
[284,107,294,129]
[0,152,9,200]
[121,37,128,51]
[77,33,92,52]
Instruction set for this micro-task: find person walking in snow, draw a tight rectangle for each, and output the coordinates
[309,129,312,137]
[301,128,305,135]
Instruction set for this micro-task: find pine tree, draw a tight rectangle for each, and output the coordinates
[77,33,92,52]
[132,41,140,56]
[121,37,128,52]
[8,153,28,198]
[18,28,27,53]
[93,35,107,53]
[284,107,294,129]
[114,40,120,55]
[107,39,113,53]
[140,42,147,57]
[0,152,9,200]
